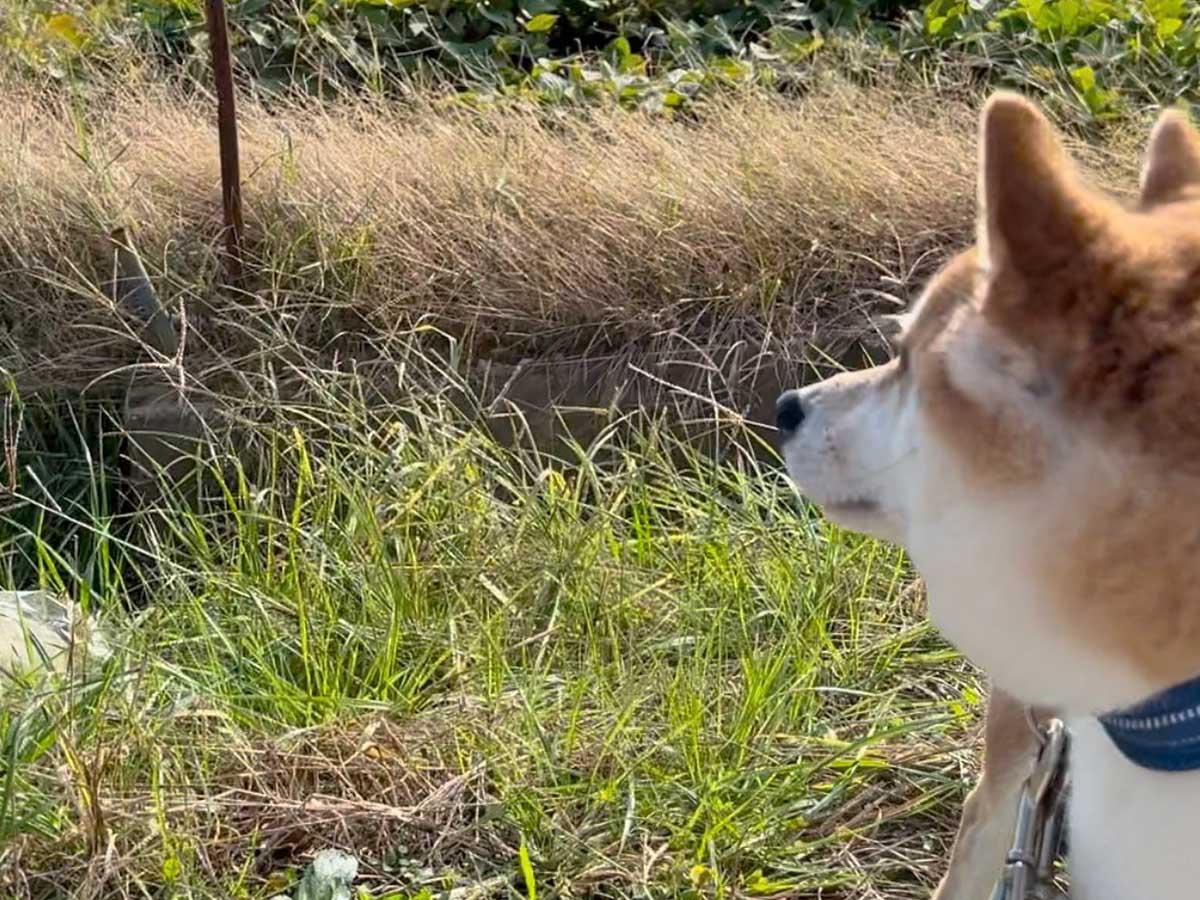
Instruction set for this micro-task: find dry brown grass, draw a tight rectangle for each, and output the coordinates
[5,716,506,898]
[0,72,1015,397]
[5,703,983,900]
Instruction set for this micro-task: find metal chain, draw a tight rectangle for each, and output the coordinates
[990,717,1070,900]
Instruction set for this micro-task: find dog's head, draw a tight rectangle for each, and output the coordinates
[778,96,1200,710]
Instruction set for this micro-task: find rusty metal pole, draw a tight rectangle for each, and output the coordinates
[204,0,245,287]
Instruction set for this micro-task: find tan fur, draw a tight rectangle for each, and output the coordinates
[933,688,1048,900]
[780,96,1200,898]
[892,246,1051,486]
[852,95,1200,694]
[934,99,1200,895]
[929,97,1200,691]
[1139,109,1200,208]
[901,248,980,354]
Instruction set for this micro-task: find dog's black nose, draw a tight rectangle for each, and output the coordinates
[775,391,805,435]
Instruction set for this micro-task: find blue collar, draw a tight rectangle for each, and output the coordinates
[1099,675,1200,772]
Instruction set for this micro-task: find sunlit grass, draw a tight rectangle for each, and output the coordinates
[0,346,982,899]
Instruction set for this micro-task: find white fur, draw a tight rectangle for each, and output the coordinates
[906,452,1154,714]
[1068,717,1200,900]
[780,363,917,545]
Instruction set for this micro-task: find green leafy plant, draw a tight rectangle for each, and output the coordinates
[2,0,920,109]
[911,0,1200,121]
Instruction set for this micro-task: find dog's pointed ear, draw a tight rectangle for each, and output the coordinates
[1139,107,1200,208]
[978,92,1096,277]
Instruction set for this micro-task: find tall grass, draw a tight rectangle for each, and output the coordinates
[0,71,989,396]
[0,342,980,899]
[0,65,1149,404]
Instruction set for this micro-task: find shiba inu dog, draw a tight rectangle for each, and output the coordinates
[777,93,1200,900]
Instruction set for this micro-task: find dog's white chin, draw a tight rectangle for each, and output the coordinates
[824,503,901,542]
[801,492,902,542]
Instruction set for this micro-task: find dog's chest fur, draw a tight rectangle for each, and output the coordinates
[1069,717,1200,900]
[908,475,1154,712]
[916,531,1196,899]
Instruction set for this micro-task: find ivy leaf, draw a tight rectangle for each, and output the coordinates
[524,13,558,32]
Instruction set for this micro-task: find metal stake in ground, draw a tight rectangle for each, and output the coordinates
[204,0,244,288]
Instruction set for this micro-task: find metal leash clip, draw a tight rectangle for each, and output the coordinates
[990,717,1070,900]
